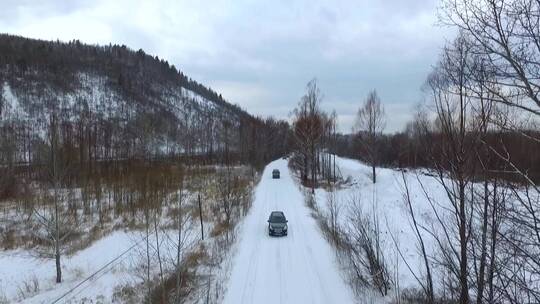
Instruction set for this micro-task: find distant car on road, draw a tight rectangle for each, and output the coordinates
[268,211,288,236]
[272,169,280,179]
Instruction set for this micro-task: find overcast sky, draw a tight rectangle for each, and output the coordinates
[0,0,454,133]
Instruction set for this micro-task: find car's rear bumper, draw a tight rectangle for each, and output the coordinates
[269,229,287,236]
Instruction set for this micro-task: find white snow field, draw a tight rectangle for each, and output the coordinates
[313,156,447,295]
[222,159,356,304]
[0,231,141,303]
[0,229,190,303]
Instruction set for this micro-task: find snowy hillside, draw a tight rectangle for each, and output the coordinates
[0,34,291,304]
[0,34,266,164]
[1,72,240,158]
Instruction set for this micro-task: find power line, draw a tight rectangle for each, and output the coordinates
[51,234,148,304]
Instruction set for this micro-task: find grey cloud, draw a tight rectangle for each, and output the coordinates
[0,0,94,25]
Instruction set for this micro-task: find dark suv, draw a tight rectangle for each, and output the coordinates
[272,169,280,179]
[268,211,288,236]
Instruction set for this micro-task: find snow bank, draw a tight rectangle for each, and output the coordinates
[313,156,447,294]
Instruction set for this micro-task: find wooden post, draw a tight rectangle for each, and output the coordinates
[198,193,204,240]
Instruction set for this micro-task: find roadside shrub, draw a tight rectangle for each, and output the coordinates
[210,221,230,238]
[112,284,139,304]
[0,228,15,250]
[0,287,8,304]
[16,276,39,301]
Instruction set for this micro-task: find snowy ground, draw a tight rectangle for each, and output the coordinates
[222,159,356,304]
[313,156,447,295]
[0,165,254,303]
[0,227,199,303]
[1,230,140,302]
[0,157,447,303]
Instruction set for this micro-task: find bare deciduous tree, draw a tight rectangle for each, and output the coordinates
[438,1,540,302]
[425,34,478,304]
[292,79,324,191]
[326,187,341,245]
[441,0,540,117]
[30,113,75,283]
[399,172,434,304]
[354,90,385,183]
[345,193,391,296]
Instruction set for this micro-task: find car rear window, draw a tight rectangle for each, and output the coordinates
[270,214,286,223]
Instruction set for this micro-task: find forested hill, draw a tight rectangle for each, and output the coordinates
[0,34,247,117]
[0,34,290,167]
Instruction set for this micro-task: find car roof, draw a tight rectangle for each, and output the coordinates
[270,211,284,216]
[273,169,279,172]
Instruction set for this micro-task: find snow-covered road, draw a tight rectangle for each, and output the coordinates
[222,159,355,304]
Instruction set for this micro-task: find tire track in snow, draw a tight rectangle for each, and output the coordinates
[288,187,331,303]
[222,160,355,304]
[290,194,317,303]
[239,185,267,304]
[277,236,283,304]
